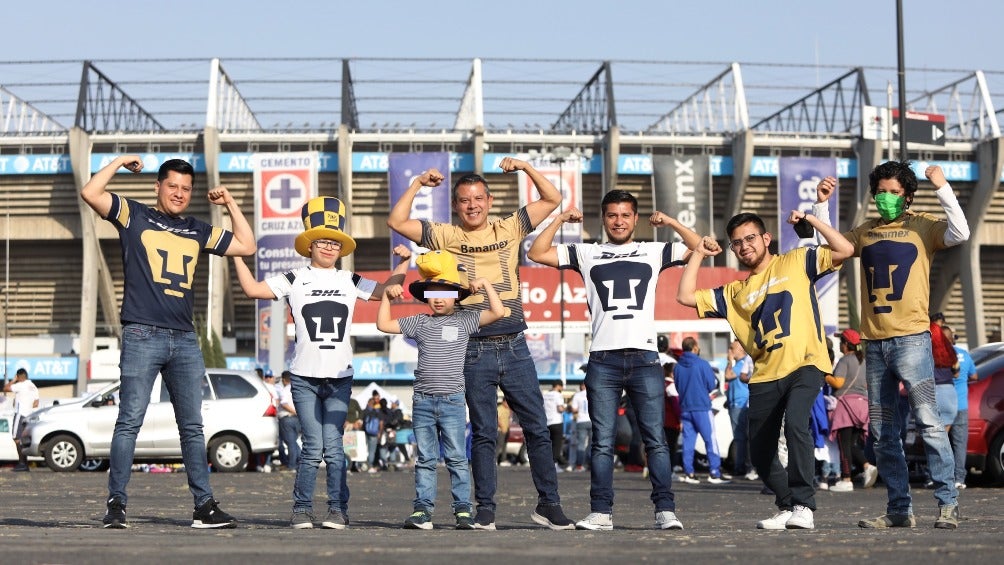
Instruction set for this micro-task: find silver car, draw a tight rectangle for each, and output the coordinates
[20,369,278,472]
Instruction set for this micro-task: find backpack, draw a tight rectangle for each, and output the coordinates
[364,413,380,436]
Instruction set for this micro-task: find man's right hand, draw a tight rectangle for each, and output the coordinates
[559,208,583,223]
[416,169,445,187]
[816,176,837,203]
[120,155,143,173]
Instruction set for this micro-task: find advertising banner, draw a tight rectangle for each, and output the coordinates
[388,152,451,266]
[652,154,713,242]
[518,157,582,266]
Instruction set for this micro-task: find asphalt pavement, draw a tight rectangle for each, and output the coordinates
[0,464,1001,564]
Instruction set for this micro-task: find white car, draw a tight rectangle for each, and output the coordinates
[1,410,21,462]
[20,369,278,472]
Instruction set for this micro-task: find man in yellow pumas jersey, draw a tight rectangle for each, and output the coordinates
[387,158,574,531]
[677,211,853,531]
[811,163,970,530]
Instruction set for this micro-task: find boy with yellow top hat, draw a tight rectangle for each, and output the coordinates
[233,196,409,530]
[377,250,504,530]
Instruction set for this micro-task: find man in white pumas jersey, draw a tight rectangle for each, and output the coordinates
[528,189,703,531]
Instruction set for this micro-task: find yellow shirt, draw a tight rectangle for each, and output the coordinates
[845,212,948,340]
[695,246,837,383]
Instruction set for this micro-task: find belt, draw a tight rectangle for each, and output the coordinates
[471,332,521,343]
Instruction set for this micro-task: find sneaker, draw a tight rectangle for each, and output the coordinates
[290,511,315,529]
[103,496,128,529]
[955,482,967,490]
[367,467,379,474]
[744,470,759,481]
[719,473,733,480]
[756,509,793,530]
[554,463,565,473]
[817,482,829,491]
[923,479,936,489]
[472,508,496,531]
[829,480,854,492]
[934,504,960,530]
[12,462,30,472]
[192,498,237,529]
[532,504,575,530]
[862,465,879,488]
[455,511,475,530]
[858,513,916,528]
[564,465,574,472]
[320,509,348,529]
[785,505,814,529]
[655,510,683,530]
[575,512,613,531]
[707,475,731,485]
[680,474,700,484]
[404,509,433,530]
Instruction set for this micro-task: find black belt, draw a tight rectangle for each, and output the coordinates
[471,332,521,343]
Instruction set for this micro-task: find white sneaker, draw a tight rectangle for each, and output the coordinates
[955,482,967,490]
[744,470,759,481]
[862,465,879,488]
[756,509,793,530]
[706,475,731,485]
[679,474,700,484]
[785,505,814,529]
[575,512,613,531]
[829,480,854,492]
[655,510,683,530]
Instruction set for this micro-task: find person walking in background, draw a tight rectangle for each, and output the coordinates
[363,393,386,473]
[812,164,969,529]
[677,208,853,531]
[663,363,682,473]
[675,337,729,485]
[232,196,409,530]
[543,382,567,472]
[277,371,301,472]
[570,381,591,472]
[827,329,876,492]
[724,339,755,480]
[377,249,504,530]
[81,155,256,529]
[4,368,39,472]
[943,325,977,490]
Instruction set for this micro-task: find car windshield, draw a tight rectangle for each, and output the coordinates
[970,342,1004,367]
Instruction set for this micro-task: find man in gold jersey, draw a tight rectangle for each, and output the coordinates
[677,211,853,530]
[811,163,970,530]
[387,157,575,531]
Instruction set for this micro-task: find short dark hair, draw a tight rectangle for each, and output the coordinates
[16,368,28,378]
[158,159,195,183]
[600,189,638,213]
[681,336,698,352]
[726,213,767,239]
[452,174,491,203]
[869,160,918,201]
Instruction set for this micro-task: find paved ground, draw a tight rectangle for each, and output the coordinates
[0,464,1001,564]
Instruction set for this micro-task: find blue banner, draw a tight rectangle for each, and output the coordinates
[91,153,206,173]
[0,154,72,175]
[388,152,451,267]
[4,356,79,382]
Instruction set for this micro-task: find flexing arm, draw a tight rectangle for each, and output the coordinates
[376,285,404,334]
[649,211,704,250]
[526,208,583,267]
[677,236,721,308]
[387,169,444,243]
[787,209,855,266]
[207,186,256,256]
[231,257,277,300]
[926,165,970,246]
[471,277,505,327]
[500,157,562,228]
[369,244,412,301]
[80,155,144,217]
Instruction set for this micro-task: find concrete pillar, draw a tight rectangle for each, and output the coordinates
[724,130,755,270]
[603,126,620,193]
[202,126,227,342]
[338,124,354,272]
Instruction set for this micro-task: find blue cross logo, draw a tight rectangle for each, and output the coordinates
[270,178,302,210]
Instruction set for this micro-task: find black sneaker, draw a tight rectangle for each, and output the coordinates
[192,498,237,529]
[103,496,128,529]
[473,508,496,531]
[403,509,433,530]
[455,510,475,530]
[531,504,575,530]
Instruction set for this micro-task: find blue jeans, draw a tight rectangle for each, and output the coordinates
[586,349,675,513]
[465,333,560,513]
[109,323,212,508]
[278,416,301,469]
[412,392,471,513]
[866,333,958,514]
[935,383,958,427]
[949,409,969,485]
[572,421,592,469]
[291,375,351,514]
[729,403,750,475]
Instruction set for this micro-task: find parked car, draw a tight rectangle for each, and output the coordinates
[1,410,21,463]
[965,342,1004,482]
[20,369,278,472]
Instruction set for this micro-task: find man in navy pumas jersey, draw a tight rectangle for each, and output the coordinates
[677,211,853,531]
[528,189,703,531]
[80,155,256,529]
[387,159,575,531]
[812,163,970,530]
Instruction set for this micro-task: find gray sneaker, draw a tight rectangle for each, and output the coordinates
[320,510,349,529]
[655,510,683,530]
[291,511,316,529]
[934,504,960,530]
[858,513,916,528]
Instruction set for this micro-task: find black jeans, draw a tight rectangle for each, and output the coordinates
[548,423,567,466]
[747,365,824,511]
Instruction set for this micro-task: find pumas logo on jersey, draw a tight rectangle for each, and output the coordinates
[751,291,794,352]
[301,300,350,349]
[861,240,918,314]
[309,289,347,297]
[589,261,651,320]
[141,231,200,298]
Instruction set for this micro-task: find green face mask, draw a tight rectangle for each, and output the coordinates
[874,192,905,221]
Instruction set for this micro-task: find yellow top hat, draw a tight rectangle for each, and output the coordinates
[408,250,472,303]
[294,197,357,257]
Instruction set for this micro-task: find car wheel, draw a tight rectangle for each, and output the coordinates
[44,434,84,472]
[988,431,1004,483]
[79,458,110,472]
[208,434,249,473]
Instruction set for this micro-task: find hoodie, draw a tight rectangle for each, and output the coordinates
[674,351,717,412]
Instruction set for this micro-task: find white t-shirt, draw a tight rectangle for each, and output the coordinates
[571,389,590,423]
[266,266,377,379]
[278,383,295,418]
[557,241,686,351]
[543,389,565,426]
[11,379,40,417]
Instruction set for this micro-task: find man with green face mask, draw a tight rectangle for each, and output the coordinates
[811,162,970,531]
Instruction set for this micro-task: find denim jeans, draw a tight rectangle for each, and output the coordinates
[949,409,969,485]
[747,365,823,512]
[465,333,560,513]
[572,421,592,469]
[412,392,471,513]
[278,416,301,469]
[291,375,351,514]
[866,333,958,514]
[729,403,751,475]
[586,349,675,513]
[109,323,213,508]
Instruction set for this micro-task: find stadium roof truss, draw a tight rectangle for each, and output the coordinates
[645,63,749,136]
[751,67,870,137]
[0,85,66,135]
[908,70,1001,141]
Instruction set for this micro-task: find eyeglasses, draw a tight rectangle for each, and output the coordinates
[729,233,763,250]
[313,240,342,250]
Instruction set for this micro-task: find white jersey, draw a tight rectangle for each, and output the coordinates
[10,379,39,417]
[543,389,565,426]
[557,241,686,352]
[571,389,590,423]
[266,266,376,379]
